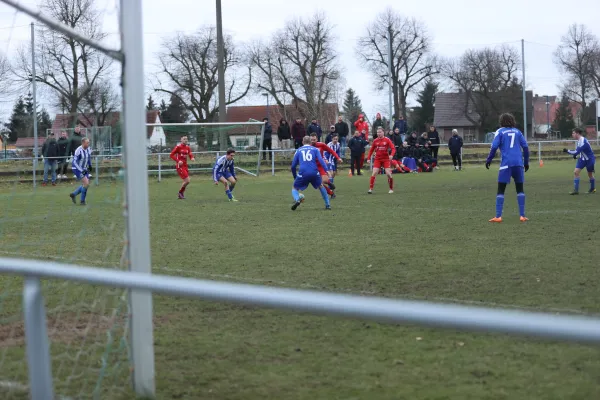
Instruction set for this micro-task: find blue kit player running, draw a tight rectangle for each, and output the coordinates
[563,127,595,195]
[69,137,92,205]
[213,148,238,202]
[485,113,530,223]
[291,136,331,211]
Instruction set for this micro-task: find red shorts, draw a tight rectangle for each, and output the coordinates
[373,159,391,169]
[177,166,189,179]
[317,164,327,176]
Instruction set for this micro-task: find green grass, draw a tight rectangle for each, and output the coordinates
[1,161,600,399]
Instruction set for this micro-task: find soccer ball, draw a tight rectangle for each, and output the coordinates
[299,194,305,203]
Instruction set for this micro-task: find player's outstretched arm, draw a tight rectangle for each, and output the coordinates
[315,149,328,172]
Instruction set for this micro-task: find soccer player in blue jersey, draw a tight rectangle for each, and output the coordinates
[485,113,530,223]
[213,148,238,202]
[69,137,92,205]
[563,127,595,195]
[291,136,331,211]
[324,134,341,198]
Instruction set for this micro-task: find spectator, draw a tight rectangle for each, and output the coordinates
[399,141,418,172]
[262,117,273,161]
[42,132,59,186]
[418,132,431,147]
[406,131,418,147]
[393,115,408,139]
[291,118,305,149]
[448,129,463,171]
[334,116,349,158]
[325,125,336,144]
[428,125,440,164]
[347,130,367,176]
[57,131,70,179]
[417,143,437,172]
[68,123,84,158]
[372,112,384,140]
[307,118,322,142]
[277,118,292,156]
[389,127,403,155]
[353,114,369,142]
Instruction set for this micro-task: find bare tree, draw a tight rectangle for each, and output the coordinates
[356,8,437,119]
[554,24,599,123]
[0,53,12,95]
[79,80,120,126]
[13,0,112,125]
[154,26,251,122]
[442,45,521,132]
[250,12,341,121]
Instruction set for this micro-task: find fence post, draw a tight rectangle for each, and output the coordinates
[271,150,275,176]
[23,277,54,400]
[538,142,541,164]
[94,154,99,186]
[157,153,161,183]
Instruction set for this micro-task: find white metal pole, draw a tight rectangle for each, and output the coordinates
[387,32,393,126]
[216,0,227,151]
[31,23,38,188]
[521,39,527,138]
[120,0,155,397]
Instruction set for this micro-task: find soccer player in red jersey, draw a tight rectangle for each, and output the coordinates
[366,127,396,194]
[310,133,341,196]
[170,136,195,199]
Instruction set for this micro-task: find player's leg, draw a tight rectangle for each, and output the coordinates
[291,179,307,210]
[587,163,595,193]
[218,175,233,200]
[79,175,90,204]
[513,167,527,221]
[313,175,330,209]
[369,159,381,192]
[490,169,509,222]
[70,169,86,203]
[227,176,238,201]
[571,166,582,195]
[385,167,394,193]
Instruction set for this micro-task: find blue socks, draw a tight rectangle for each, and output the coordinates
[319,186,330,207]
[590,178,595,191]
[517,192,525,217]
[292,189,300,202]
[81,187,88,202]
[330,177,334,185]
[574,177,580,192]
[225,189,233,200]
[495,194,504,218]
[72,185,83,196]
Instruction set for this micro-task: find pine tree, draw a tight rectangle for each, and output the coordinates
[553,94,576,138]
[39,108,53,134]
[160,95,189,123]
[413,80,438,132]
[342,88,364,124]
[146,95,157,110]
[4,97,28,142]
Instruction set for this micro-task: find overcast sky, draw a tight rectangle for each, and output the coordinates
[0,0,598,122]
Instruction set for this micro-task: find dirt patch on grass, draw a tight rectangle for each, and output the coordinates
[0,313,174,348]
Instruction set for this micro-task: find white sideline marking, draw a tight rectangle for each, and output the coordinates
[0,380,28,391]
[0,251,594,317]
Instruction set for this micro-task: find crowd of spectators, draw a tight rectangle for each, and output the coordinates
[260,114,465,172]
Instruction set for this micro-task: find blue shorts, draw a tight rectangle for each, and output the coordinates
[214,171,233,182]
[72,168,89,181]
[498,166,524,184]
[294,173,322,191]
[575,158,595,172]
[327,162,337,172]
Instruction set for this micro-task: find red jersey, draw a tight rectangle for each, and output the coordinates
[354,115,369,138]
[313,142,341,161]
[170,144,194,167]
[367,137,396,160]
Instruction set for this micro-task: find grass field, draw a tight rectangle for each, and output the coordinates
[1,160,600,399]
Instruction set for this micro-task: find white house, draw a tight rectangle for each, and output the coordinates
[146,111,166,147]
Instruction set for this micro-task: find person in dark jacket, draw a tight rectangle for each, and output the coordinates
[372,113,384,140]
[325,125,336,144]
[277,118,291,153]
[56,131,70,179]
[448,129,464,170]
[417,143,437,172]
[347,130,367,176]
[418,132,431,147]
[291,118,305,149]
[428,125,440,162]
[262,117,273,161]
[393,115,408,139]
[334,116,349,158]
[388,127,403,155]
[406,131,418,148]
[42,132,59,185]
[306,119,322,142]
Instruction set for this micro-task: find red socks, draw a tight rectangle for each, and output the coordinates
[369,176,376,190]
[324,186,333,195]
[388,177,393,190]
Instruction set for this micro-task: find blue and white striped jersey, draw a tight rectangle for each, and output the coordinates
[324,142,341,164]
[72,146,92,172]
[212,155,235,181]
[568,137,595,161]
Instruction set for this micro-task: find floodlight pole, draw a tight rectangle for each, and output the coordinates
[521,39,527,138]
[31,23,38,187]
[121,0,156,397]
[216,0,227,151]
[386,31,393,126]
